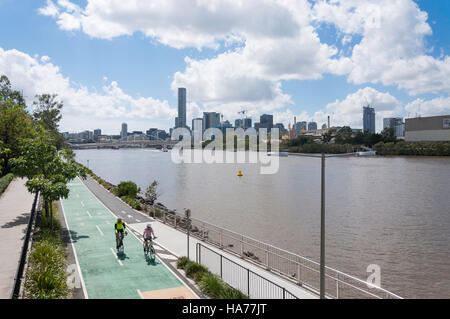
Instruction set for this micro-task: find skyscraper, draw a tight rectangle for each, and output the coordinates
[177,88,186,128]
[363,106,376,134]
[203,112,221,130]
[260,114,273,130]
[121,123,127,140]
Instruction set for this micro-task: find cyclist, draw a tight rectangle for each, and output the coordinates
[143,223,156,252]
[115,217,127,249]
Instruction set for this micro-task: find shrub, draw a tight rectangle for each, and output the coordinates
[0,173,14,196]
[220,286,249,299]
[185,262,208,282]
[25,203,69,299]
[176,256,190,270]
[116,181,140,198]
[199,272,226,298]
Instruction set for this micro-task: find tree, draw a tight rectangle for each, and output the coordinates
[0,99,37,173]
[145,181,160,204]
[33,94,65,149]
[11,136,87,228]
[0,75,26,106]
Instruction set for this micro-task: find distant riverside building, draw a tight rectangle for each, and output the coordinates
[322,123,327,129]
[235,118,252,129]
[221,120,233,133]
[383,117,404,138]
[192,118,203,132]
[405,115,450,142]
[274,123,287,134]
[203,112,221,131]
[260,114,273,130]
[93,129,101,141]
[293,121,307,137]
[363,106,376,134]
[121,123,128,140]
[177,88,187,128]
[308,121,317,131]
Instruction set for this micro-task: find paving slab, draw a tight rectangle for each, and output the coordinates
[0,178,35,299]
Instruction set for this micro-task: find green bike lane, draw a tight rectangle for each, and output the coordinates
[61,177,195,299]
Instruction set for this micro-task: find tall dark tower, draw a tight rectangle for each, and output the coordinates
[177,88,186,128]
[363,105,376,134]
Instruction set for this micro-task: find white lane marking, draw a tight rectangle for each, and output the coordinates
[136,219,141,223]
[86,211,92,218]
[121,211,127,215]
[60,199,89,299]
[80,201,85,207]
[137,289,144,299]
[110,248,123,266]
[80,178,200,299]
[128,215,133,218]
[96,225,104,236]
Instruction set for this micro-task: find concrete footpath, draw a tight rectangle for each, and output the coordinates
[0,178,35,299]
[82,175,317,299]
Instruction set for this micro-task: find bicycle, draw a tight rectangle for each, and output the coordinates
[117,232,127,253]
[144,236,157,261]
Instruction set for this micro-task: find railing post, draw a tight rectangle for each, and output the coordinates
[297,262,301,285]
[266,250,270,270]
[247,269,250,298]
[320,152,326,299]
[220,255,223,278]
[283,288,286,299]
[240,237,244,258]
[220,230,223,249]
[336,273,339,299]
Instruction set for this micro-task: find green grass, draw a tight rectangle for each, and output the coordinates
[24,202,70,299]
[176,258,248,299]
[0,173,14,197]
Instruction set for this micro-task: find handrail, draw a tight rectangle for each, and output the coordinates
[196,243,298,299]
[11,192,39,299]
[154,208,403,299]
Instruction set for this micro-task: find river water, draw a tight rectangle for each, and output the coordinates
[75,149,450,298]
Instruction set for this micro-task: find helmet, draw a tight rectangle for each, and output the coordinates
[146,224,151,228]
[117,217,122,222]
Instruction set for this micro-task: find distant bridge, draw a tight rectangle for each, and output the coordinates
[69,140,178,150]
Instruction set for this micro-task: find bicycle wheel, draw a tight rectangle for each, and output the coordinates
[150,246,156,261]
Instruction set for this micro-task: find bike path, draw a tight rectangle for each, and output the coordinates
[61,177,197,299]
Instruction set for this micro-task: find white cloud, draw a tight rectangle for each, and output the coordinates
[405,96,450,118]
[0,47,176,133]
[314,0,450,95]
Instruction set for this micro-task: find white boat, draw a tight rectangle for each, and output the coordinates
[356,151,376,156]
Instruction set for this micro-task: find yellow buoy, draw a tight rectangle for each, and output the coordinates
[237,170,243,177]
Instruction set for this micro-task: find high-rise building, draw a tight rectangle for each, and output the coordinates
[383,117,404,137]
[203,112,221,131]
[308,121,317,131]
[235,118,252,129]
[274,123,287,134]
[192,118,203,132]
[121,123,127,139]
[177,88,186,128]
[93,129,101,141]
[221,120,233,133]
[260,114,273,130]
[363,106,376,134]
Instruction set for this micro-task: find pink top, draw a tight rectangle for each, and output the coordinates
[143,227,154,239]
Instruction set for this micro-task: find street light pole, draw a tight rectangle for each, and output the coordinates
[185,209,191,260]
[320,153,326,299]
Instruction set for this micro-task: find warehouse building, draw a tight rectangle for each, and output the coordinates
[405,115,450,142]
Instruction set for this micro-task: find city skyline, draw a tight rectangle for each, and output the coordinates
[0,1,448,135]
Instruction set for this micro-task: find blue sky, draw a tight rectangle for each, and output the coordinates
[0,0,448,134]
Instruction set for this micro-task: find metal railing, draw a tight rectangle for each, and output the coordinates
[196,243,298,299]
[11,192,39,299]
[151,206,403,299]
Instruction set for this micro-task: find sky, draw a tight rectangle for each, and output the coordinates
[0,0,449,134]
